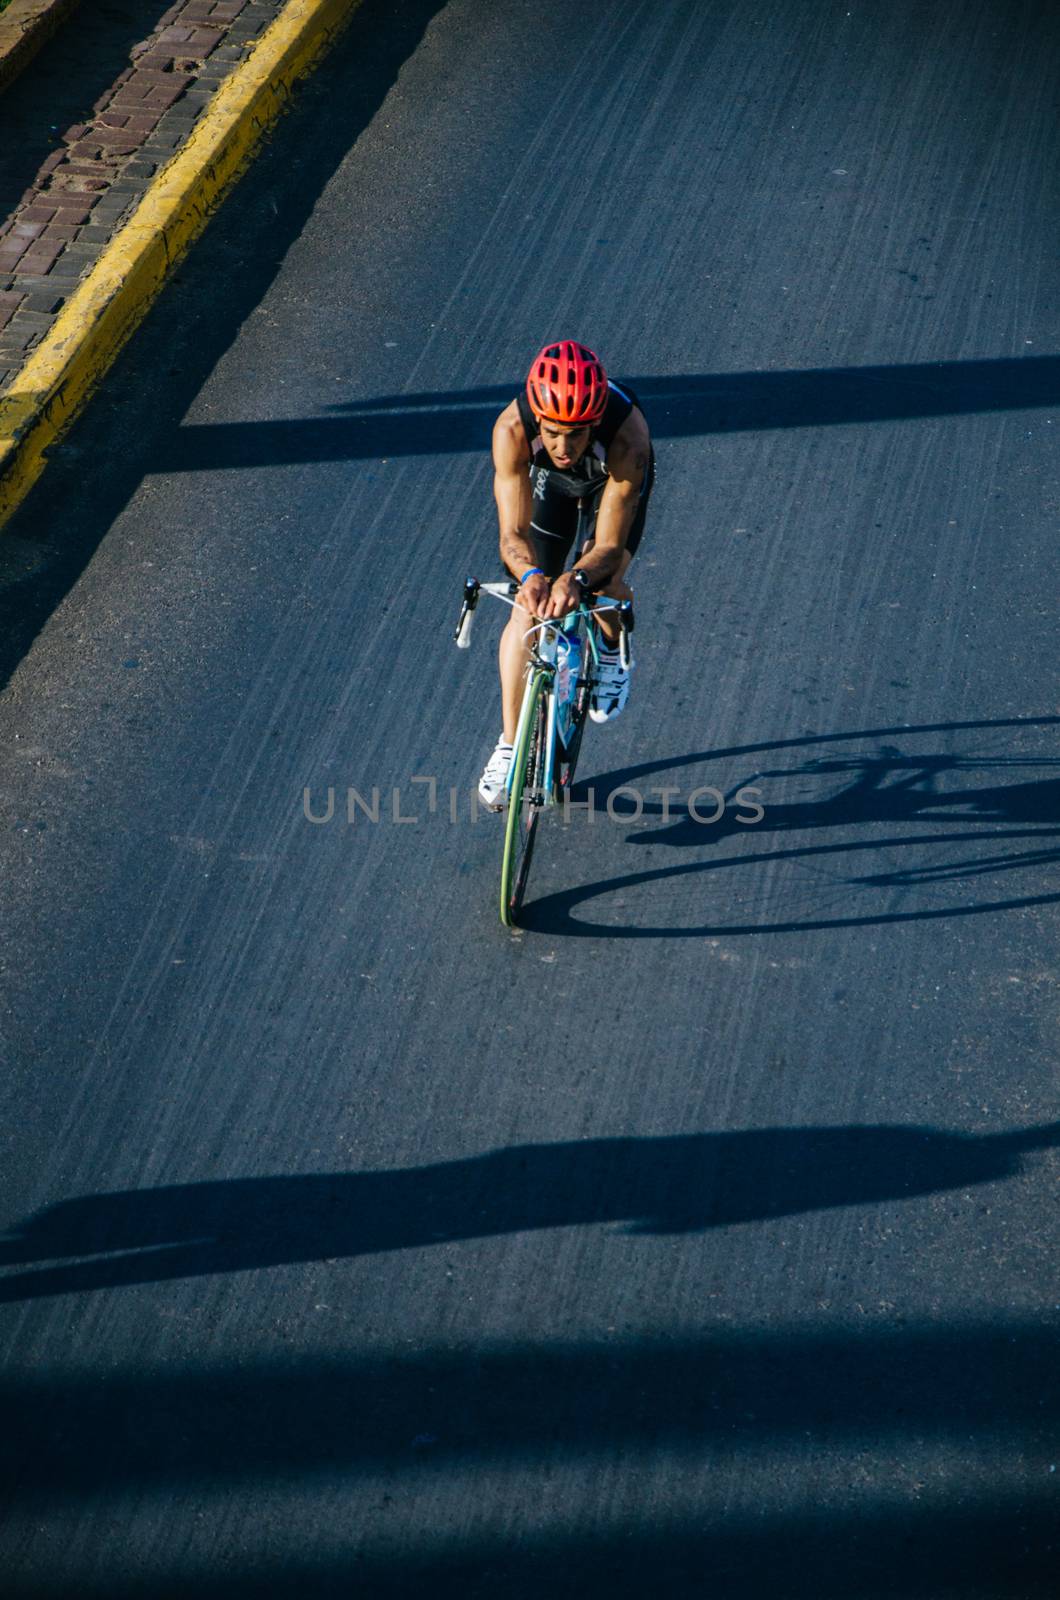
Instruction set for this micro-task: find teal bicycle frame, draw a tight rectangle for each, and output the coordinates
[455,577,632,924]
[455,578,632,806]
[508,609,600,802]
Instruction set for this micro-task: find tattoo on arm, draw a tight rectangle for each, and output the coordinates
[501,535,533,572]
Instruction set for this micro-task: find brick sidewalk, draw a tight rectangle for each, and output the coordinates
[0,0,289,389]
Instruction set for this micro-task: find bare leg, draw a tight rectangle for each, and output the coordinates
[589,548,633,648]
[499,606,535,743]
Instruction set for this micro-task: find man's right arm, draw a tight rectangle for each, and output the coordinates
[493,405,550,614]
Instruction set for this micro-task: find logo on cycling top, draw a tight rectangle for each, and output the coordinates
[533,467,550,500]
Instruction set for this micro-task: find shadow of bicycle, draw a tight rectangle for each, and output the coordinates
[520,715,1060,936]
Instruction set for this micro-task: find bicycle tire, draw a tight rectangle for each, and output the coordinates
[499,669,548,926]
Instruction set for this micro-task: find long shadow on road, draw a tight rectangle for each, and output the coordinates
[7,1500,1053,1599]
[2,1324,1056,1594]
[2,1321,1055,1497]
[1,1121,1056,1300]
[152,355,1060,470]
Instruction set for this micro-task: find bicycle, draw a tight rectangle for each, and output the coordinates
[454,577,633,926]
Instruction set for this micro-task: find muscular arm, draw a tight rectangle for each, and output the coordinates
[492,402,537,578]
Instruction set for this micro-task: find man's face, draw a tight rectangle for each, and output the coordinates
[538,419,592,470]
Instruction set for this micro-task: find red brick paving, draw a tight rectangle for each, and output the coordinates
[93,131,143,153]
[19,239,65,275]
[50,199,99,221]
[0,291,25,331]
[124,113,163,134]
[144,82,190,110]
[0,0,269,374]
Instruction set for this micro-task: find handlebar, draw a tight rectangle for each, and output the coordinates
[454,577,631,658]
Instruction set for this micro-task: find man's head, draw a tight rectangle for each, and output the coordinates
[526,340,608,469]
[537,417,593,470]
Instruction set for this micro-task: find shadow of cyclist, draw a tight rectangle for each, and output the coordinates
[1,1121,1056,1301]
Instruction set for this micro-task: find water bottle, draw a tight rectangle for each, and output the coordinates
[556,630,582,746]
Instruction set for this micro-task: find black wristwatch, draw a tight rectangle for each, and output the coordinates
[572,567,593,595]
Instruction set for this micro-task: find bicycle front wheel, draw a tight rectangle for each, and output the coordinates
[500,669,548,927]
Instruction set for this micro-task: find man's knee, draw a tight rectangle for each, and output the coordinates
[599,558,634,600]
[600,574,633,600]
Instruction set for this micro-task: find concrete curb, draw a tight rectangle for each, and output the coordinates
[0,0,363,529]
[0,0,80,95]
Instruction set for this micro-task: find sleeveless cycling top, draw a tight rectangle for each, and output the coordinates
[515,380,641,501]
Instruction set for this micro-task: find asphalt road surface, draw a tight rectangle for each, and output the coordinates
[1,1,1058,1593]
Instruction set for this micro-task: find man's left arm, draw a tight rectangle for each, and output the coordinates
[547,408,651,614]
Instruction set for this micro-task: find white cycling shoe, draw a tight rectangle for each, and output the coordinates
[478,737,514,810]
[589,648,633,723]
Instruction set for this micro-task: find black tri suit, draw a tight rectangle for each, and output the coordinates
[514,380,655,581]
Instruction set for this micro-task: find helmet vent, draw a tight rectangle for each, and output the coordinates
[526,339,609,425]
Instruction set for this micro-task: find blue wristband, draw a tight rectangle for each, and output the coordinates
[520,567,544,585]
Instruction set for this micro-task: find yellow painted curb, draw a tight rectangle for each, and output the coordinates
[0,0,364,529]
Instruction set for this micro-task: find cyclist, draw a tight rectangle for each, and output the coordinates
[478,339,655,808]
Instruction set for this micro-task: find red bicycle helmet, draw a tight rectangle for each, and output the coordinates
[526,340,608,425]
